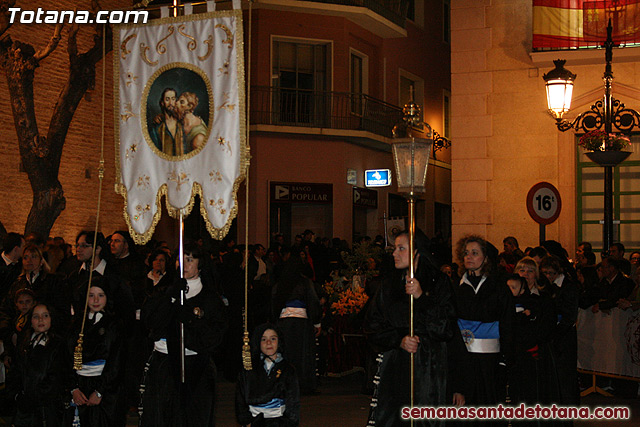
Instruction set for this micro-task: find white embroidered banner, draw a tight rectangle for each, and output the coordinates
[114,10,247,244]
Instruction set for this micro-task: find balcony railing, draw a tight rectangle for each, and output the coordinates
[250,86,404,139]
[321,0,409,28]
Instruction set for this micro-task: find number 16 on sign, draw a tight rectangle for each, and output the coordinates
[526,182,562,245]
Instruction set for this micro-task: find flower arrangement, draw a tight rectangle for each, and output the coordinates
[330,288,369,316]
[578,130,631,151]
[340,241,384,282]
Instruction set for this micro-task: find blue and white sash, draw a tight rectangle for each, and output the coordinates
[78,359,106,377]
[250,398,286,419]
[457,319,500,353]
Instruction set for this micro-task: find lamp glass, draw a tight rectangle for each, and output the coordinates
[392,138,432,194]
[545,79,573,118]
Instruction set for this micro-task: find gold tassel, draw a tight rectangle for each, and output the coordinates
[242,331,252,370]
[73,334,84,371]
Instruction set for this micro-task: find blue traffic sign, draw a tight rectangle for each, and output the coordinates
[365,169,392,187]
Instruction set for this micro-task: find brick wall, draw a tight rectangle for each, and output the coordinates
[0,0,129,244]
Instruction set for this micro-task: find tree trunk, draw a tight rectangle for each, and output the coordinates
[0,18,111,238]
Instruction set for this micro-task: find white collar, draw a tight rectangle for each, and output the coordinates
[26,270,40,283]
[553,273,565,287]
[185,276,203,299]
[1,252,14,266]
[88,311,104,323]
[460,272,488,294]
[31,331,48,347]
[148,270,166,285]
[80,258,107,275]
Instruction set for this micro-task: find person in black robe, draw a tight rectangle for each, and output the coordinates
[0,244,71,336]
[365,229,455,427]
[450,235,513,425]
[272,258,322,395]
[506,274,558,408]
[68,277,124,427]
[8,302,68,427]
[235,323,300,427]
[140,242,227,427]
[540,255,579,408]
[67,231,135,329]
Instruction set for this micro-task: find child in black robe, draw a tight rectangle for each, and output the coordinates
[236,323,300,426]
[506,274,558,406]
[8,302,68,427]
[68,277,124,427]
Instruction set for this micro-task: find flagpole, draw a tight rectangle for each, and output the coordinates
[179,212,186,383]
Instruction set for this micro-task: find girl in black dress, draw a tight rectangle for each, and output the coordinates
[235,323,300,426]
[69,278,124,427]
[9,302,68,427]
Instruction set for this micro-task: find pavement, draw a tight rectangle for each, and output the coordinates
[1,372,638,425]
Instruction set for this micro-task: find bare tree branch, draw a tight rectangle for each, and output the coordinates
[0,0,17,38]
[0,0,113,237]
[34,24,63,62]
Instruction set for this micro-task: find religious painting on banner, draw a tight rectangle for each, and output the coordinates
[114,9,247,244]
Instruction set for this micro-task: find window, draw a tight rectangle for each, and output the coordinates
[443,90,451,139]
[350,50,368,115]
[272,39,330,125]
[406,0,425,28]
[443,0,450,43]
[406,0,415,22]
[577,135,640,251]
[399,71,424,125]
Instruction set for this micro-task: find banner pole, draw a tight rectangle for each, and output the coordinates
[179,212,186,383]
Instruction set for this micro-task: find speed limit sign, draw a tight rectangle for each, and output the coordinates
[526,182,562,225]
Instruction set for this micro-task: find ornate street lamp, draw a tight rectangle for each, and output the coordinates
[391,88,432,418]
[543,20,639,252]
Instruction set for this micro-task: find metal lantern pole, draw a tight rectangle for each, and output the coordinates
[543,19,639,253]
[391,88,433,423]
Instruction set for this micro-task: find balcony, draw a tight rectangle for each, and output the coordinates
[319,0,408,28]
[253,0,408,38]
[250,86,405,147]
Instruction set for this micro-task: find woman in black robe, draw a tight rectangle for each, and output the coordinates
[140,242,227,427]
[272,258,322,395]
[235,323,299,426]
[450,235,513,414]
[365,229,455,426]
[68,276,124,427]
[0,244,71,336]
[8,302,68,427]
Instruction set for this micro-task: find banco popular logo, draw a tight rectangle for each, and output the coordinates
[275,185,290,201]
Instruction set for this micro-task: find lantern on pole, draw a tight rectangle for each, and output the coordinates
[391,87,432,418]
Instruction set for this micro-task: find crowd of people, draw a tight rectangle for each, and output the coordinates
[0,227,639,426]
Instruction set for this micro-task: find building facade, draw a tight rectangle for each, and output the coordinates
[238,0,453,247]
[451,0,640,255]
[0,0,452,249]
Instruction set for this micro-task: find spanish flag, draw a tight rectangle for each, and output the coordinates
[533,0,640,49]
